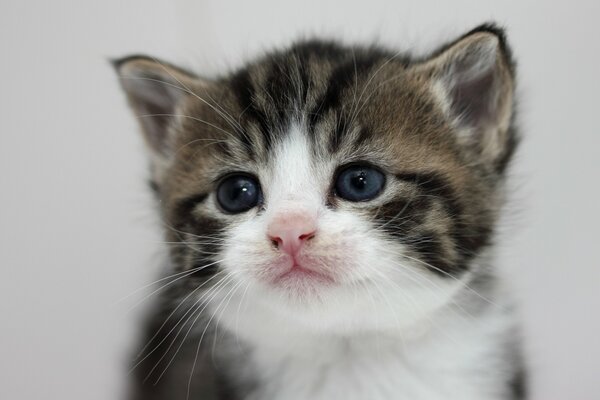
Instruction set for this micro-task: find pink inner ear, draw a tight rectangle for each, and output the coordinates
[450,66,497,126]
[436,35,510,131]
[267,211,317,256]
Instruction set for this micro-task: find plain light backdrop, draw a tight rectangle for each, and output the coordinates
[1,1,599,399]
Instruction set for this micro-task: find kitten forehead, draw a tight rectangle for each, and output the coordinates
[265,123,329,210]
[171,42,450,180]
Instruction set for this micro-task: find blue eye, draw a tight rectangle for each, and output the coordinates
[335,165,385,202]
[216,174,261,213]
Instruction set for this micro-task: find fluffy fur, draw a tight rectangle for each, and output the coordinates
[115,23,525,400]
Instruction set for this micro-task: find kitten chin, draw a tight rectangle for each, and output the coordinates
[116,23,526,400]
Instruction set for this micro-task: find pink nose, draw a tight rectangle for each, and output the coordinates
[267,212,317,256]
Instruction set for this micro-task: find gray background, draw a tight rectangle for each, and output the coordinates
[1,0,598,399]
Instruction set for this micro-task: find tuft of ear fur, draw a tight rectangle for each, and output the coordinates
[414,24,517,173]
[113,55,204,161]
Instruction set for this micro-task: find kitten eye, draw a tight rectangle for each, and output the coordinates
[216,174,261,213]
[335,165,385,202]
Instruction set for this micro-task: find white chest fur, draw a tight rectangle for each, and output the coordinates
[216,298,516,400]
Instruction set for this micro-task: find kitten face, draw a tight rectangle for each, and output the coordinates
[116,25,516,335]
[214,126,463,333]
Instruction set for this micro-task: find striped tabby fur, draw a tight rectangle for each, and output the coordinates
[115,23,525,400]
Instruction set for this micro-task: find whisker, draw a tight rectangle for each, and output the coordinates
[131,270,229,365]
[125,259,225,313]
[151,273,238,384]
[186,279,245,400]
[234,282,252,350]
[210,279,246,376]
[115,259,224,305]
[378,247,502,310]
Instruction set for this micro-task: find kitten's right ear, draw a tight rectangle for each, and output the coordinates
[113,55,204,159]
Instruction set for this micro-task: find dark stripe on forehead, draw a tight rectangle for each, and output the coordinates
[308,55,378,137]
[289,40,348,109]
[265,58,299,126]
[328,115,348,153]
[290,49,310,106]
[354,126,376,147]
[213,139,234,159]
[229,70,269,154]
[290,40,348,60]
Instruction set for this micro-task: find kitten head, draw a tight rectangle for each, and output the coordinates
[115,24,516,336]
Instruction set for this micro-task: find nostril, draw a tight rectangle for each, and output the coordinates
[299,231,316,241]
[269,235,282,248]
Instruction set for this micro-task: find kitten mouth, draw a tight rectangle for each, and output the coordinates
[272,263,334,285]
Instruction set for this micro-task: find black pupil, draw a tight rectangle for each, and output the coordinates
[351,172,368,190]
[231,184,249,201]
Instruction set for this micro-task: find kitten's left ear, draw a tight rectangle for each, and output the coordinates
[413,24,517,172]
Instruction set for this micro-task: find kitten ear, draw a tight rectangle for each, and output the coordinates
[113,55,204,159]
[414,25,517,172]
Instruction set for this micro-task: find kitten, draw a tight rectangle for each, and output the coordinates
[115,23,525,400]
